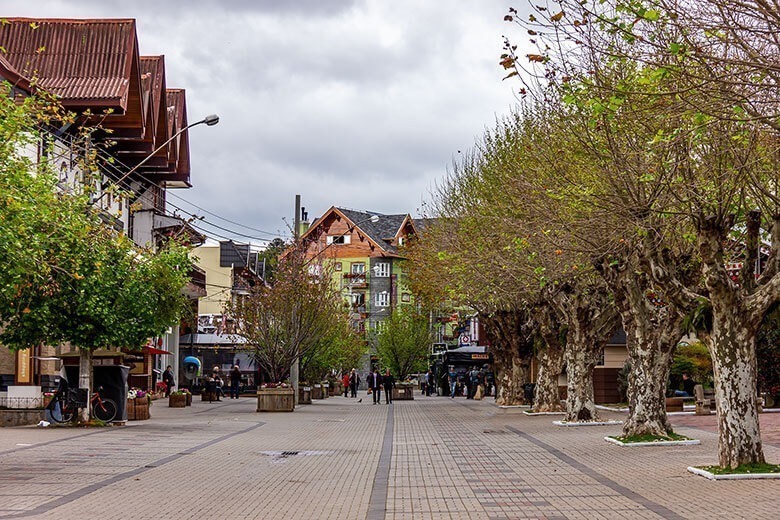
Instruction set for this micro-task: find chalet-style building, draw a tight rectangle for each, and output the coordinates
[299,206,418,334]
[0,18,206,399]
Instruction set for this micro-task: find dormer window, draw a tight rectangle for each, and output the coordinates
[398,237,405,246]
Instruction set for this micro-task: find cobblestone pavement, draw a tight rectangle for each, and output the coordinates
[0,394,778,519]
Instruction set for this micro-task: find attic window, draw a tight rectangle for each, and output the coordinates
[398,237,405,246]
[326,235,350,245]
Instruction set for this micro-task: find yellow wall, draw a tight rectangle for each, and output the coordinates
[192,245,232,315]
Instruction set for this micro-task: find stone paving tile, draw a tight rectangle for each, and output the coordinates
[2,393,780,519]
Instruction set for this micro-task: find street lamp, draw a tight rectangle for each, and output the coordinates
[91,114,220,206]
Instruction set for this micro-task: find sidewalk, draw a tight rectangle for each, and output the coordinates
[0,394,778,519]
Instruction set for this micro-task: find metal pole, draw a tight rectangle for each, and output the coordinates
[291,195,301,405]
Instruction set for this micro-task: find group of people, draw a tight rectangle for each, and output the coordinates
[206,365,243,400]
[341,368,395,404]
[160,364,243,401]
[447,366,488,399]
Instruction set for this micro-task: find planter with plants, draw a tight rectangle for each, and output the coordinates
[257,383,294,412]
[169,390,187,408]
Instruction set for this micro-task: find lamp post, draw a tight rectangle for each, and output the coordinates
[91,114,219,206]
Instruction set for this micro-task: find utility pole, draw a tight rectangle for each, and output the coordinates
[290,195,301,405]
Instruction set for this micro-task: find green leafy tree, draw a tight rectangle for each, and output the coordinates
[1,86,194,421]
[375,307,430,380]
[300,320,365,383]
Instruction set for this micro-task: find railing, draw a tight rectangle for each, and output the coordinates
[0,396,45,409]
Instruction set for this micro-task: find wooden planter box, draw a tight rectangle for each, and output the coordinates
[169,394,187,408]
[185,393,192,406]
[665,397,684,412]
[311,384,324,400]
[299,386,312,405]
[127,399,150,420]
[329,382,342,396]
[257,388,295,412]
[322,383,330,399]
[393,384,415,401]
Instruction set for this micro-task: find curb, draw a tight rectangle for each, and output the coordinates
[553,420,623,427]
[604,436,700,447]
[687,466,780,480]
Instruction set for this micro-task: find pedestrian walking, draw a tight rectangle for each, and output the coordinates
[211,366,224,401]
[349,368,360,398]
[342,372,350,397]
[382,369,395,404]
[467,368,480,399]
[229,365,241,399]
[367,368,382,404]
[426,370,434,396]
[162,365,175,397]
[448,367,458,398]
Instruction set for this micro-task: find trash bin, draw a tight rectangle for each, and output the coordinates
[523,383,536,403]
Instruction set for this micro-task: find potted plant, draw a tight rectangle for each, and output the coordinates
[299,382,312,405]
[257,382,294,412]
[169,390,187,408]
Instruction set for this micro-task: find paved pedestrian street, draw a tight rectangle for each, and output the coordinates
[1,395,779,520]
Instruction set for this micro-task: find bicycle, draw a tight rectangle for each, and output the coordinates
[48,386,118,423]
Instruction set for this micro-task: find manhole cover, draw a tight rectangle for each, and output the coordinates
[259,450,332,464]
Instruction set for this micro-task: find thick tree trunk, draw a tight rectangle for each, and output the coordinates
[481,310,534,406]
[697,219,767,468]
[597,249,684,437]
[78,349,92,423]
[707,312,764,468]
[553,291,616,423]
[495,348,528,406]
[564,342,599,422]
[533,344,564,412]
[623,344,673,436]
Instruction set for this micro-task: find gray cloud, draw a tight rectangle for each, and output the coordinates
[3,1,524,244]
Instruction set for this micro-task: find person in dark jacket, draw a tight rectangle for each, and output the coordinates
[229,365,242,399]
[349,368,360,398]
[162,366,175,397]
[367,369,382,404]
[382,369,395,404]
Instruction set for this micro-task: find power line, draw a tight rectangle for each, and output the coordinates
[39,126,291,243]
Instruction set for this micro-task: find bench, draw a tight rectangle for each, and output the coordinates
[694,384,712,415]
[665,397,684,412]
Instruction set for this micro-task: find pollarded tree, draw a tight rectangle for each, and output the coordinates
[507,0,780,465]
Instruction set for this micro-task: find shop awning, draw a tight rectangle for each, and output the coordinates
[143,346,173,356]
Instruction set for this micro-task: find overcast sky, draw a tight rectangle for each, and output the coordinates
[5,1,527,246]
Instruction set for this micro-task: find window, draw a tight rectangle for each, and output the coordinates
[401,293,411,303]
[334,262,342,271]
[375,291,390,307]
[351,263,365,274]
[326,234,351,245]
[398,237,405,246]
[373,262,390,277]
[308,264,321,276]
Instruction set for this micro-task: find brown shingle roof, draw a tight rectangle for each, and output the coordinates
[0,18,138,109]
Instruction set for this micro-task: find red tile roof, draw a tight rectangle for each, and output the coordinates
[0,53,32,92]
[0,18,138,109]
